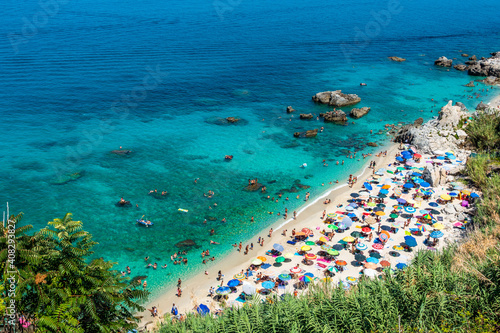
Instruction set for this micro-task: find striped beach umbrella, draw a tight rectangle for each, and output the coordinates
[216,286,231,295]
[404,206,416,213]
[234,273,246,280]
[430,231,444,238]
[372,243,384,250]
[278,274,291,281]
[356,243,368,251]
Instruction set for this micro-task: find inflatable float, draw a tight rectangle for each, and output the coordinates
[137,219,153,227]
[178,208,188,213]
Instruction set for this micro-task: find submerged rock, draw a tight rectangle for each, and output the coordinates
[464,81,475,87]
[111,149,132,155]
[175,239,198,248]
[349,107,371,119]
[366,142,378,147]
[388,56,406,62]
[299,113,313,119]
[244,183,264,192]
[312,90,361,107]
[434,56,453,67]
[294,129,318,138]
[461,53,469,57]
[205,116,248,126]
[51,171,84,185]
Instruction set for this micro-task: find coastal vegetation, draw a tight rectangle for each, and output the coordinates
[154,109,500,333]
[0,213,149,332]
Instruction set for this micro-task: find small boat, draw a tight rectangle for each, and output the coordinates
[224,155,233,160]
[137,219,153,227]
[178,208,188,213]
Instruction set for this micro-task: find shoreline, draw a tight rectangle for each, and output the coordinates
[137,140,400,326]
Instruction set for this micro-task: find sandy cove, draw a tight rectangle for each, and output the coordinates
[138,143,402,325]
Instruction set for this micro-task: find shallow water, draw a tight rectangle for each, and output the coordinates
[1,0,499,299]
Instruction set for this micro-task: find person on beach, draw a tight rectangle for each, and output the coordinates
[177,287,182,297]
[177,278,182,288]
[250,242,254,250]
[269,228,273,237]
[292,228,296,237]
[238,242,242,251]
[282,229,287,236]
[293,211,297,219]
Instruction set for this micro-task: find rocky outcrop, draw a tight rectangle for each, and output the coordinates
[468,51,500,78]
[454,64,468,71]
[388,56,406,62]
[349,107,371,119]
[478,76,500,86]
[393,100,470,159]
[476,102,488,111]
[286,106,296,113]
[366,142,378,147]
[299,113,313,119]
[461,54,468,57]
[435,56,453,67]
[465,81,475,87]
[414,118,424,126]
[454,102,468,112]
[294,129,318,138]
[320,110,347,123]
[312,90,361,107]
[469,55,477,61]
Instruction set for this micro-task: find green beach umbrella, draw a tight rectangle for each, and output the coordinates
[390,213,399,219]
[327,249,339,256]
[275,256,285,263]
[305,241,315,246]
[350,231,362,238]
[367,202,376,207]
[327,224,338,230]
[397,167,405,171]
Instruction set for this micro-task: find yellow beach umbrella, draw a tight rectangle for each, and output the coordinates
[283,252,294,259]
[301,245,311,251]
[440,194,451,201]
[257,256,267,262]
[375,211,386,216]
[319,236,328,243]
[433,223,445,230]
[342,236,355,243]
[382,185,391,189]
[461,190,470,195]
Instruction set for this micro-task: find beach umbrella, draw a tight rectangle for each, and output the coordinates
[448,155,456,160]
[392,245,404,251]
[393,188,402,196]
[380,189,389,194]
[436,156,445,160]
[262,281,275,289]
[449,192,458,198]
[391,221,403,228]
[348,213,356,218]
[375,211,386,216]
[364,182,373,191]
[299,275,314,283]
[369,252,382,259]
[301,245,311,251]
[364,262,377,269]
[461,190,470,195]
[305,253,317,260]
[430,231,444,238]
[403,183,414,189]
[361,227,371,233]
[416,224,427,232]
[227,279,240,287]
[397,198,407,204]
[440,194,451,200]
[453,222,464,228]
[404,206,416,213]
[390,213,399,219]
[372,243,384,250]
[338,223,347,230]
[257,256,267,262]
[471,193,479,198]
[252,259,263,265]
[366,257,379,264]
[343,236,355,243]
[278,274,291,281]
[355,253,366,262]
[335,260,347,266]
[275,256,285,263]
[367,202,376,207]
[305,241,315,246]
[273,244,284,252]
[433,223,445,230]
[242,281,257,295]
[290,267,301,274]
[396,263,407,270]
[197,304,210,316]
[346,276,358,284]
[365,216,377,225]
[413,153,422,158]
[363,268,378,277]
[345,206,354,211]
[284,252,294,259]
[396,167,406,171]
[420,181,431,188]
[389,251,400,257]
[356,243,368,251]
[327,224,339,230]
[379,231,390,242]
[404,236,417,247]
[396,156,404,162]
[234,273,246,280]
[327,249,339,256]
[327,213,337,218]
[216,286,231,295]
[319,236,329,243]
[350,231,362,238]
[261,263,271,269]
[380,260,391,267]
[382,184,391,189]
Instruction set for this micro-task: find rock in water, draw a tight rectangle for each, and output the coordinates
[244,183,264,192]
[320,110,347,123]
[388,56,406,62]
[51,171,84,185]
[414,118,424,126]
[469,55,477,61]
[286,106,296,113]
[312,90,361,107]
[175,239,198,248]
[434,56,453,67]
[366,142,378,147]
[112,149,132,155]
[294,129,318,138]
[226,117,240,123]
[349,107,371,119]
[461,53,468,57]
[453,64,468,71]
[464,81,475,87]
[468,51,500,78]
[299,113,313,119]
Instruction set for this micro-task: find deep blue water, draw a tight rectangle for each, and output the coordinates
[1,0,499,299]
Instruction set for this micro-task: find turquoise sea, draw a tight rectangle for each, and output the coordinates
[1,0,499,299]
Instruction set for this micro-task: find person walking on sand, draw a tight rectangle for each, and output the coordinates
[238,242,242,252]
[293,211,297,219]
[269,228,273,237]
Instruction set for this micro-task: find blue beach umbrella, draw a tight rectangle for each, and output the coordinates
[470,193,479,198]
[448,155,456,160]
[347,213,356,218]
[404,206,416,213]
[216,286,231,295]
[413,178,423,184]
[436,156,445,160]
[396,263,407,270]
[197,304,210,316]
[396,156,404,162]
[342,217,353,228]
[278,274,291,281]
[262,281,275,289]
[345,206,354,211]
[364,182,372,191]
[430,231,444,238]
[449,192,458,197]
[304,272,315,278]
[379,189,389,194]
[356,243,368,251]
[419,209,429,214]
[227,279,240,287]
[273,243,284,252]
[404,236,417,247]
[420,182,430,188]
[429,202,439,207]
[411,172,422,177]
[261,263,272,269]
[397,198,407,204]
[366,257,379,264]
[403,183,414,189]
